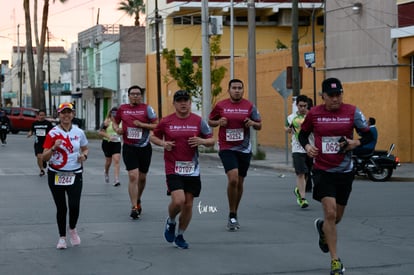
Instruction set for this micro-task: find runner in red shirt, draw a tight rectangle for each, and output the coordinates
[298,78,373,275]
[151,90,215,249]
[113,85,158,219]
[208,79,262,231]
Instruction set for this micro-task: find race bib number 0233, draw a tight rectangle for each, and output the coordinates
[321,136,341,154]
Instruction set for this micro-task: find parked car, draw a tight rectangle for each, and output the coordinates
[0,107,57,134]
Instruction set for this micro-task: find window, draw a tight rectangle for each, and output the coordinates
[11,108,20,116]
[411,56,414,87]
[173,16,202,25]
[182,16,192,25]
[96,52,101,72]
[23,109,36,118]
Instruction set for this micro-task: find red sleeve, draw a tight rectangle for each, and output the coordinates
[152,119,165,139]
[43,134,54,149]
[209,104,221,120]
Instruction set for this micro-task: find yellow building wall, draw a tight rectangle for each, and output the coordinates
[146,41,414,162]
[396,36,414,162]
[164,17,324,57]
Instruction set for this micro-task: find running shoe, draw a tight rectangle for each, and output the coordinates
[314,218,329,253]
[174,234,189,249]
[300,198,309,208]
[56,237,67,249]
[39,170,45,177]
[294,187,302,206]
[113,182,120,187]
[330,258,345,275]
[130,206,140,220]
[104,172,109,183]
[227,217,240,231]
[164,218,176,243]
[69,228,81,246]
[136,202,142,216]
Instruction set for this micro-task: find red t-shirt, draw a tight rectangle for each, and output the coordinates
[209,98,261,152]
[153,113,212,176]
[114,103,157,146]
[301,103,369,172]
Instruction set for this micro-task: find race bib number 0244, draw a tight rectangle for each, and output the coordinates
[54,172,76,186]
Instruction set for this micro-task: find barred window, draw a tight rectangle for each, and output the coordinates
[411,56,414,87]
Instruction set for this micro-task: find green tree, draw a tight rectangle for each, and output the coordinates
[23,0,68,110]
[162,35,227,109]
[118,0,145,26]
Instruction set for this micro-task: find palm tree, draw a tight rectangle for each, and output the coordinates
[118,0,145,26]
[23,0,68,110]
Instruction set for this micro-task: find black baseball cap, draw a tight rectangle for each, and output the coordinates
[173,90,190,101]
[322,78,343,95]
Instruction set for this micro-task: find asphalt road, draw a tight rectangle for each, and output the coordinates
[0,134,413,275]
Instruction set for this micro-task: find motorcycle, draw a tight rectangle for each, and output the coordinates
[352,144,400,182]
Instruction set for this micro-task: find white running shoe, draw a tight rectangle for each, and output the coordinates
[56,237,67,249]
[69,228,81,246]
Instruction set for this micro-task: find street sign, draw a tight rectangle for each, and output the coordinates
[272,70,292,164]
[272,70,292,99]
[304,52,315,68]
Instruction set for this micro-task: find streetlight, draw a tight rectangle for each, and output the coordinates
[352,3,362,14]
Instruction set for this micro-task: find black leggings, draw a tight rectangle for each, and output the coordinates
[47,171,83,237]
[0,130,7,143]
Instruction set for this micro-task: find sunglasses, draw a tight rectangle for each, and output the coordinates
[58,103,73,109]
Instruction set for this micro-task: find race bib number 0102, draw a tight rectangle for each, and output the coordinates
[322,136,341,154]
[175,161,195,175]
[54,172,76,186]
[226,128,244,142]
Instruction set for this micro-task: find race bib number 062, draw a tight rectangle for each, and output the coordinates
[322,136,341,154]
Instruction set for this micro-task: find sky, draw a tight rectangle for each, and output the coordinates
[0,0,138,62]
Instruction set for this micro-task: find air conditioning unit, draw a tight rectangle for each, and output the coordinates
[94,35,103,44]
[278,9,292,26]
[209,16,223,35]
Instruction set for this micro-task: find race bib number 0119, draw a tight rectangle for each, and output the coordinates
[322,136,341,154]
[226,128,244,141]
[54,172,76,186]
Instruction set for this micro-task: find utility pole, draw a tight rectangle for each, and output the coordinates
[247,0,257,155]
[201,0,211,120]
[155,0,162,118]
[18,24,23,107]
[230,0,234,79]
[311,6,317,105]
[291,0,300,97]
[47,27,52,116]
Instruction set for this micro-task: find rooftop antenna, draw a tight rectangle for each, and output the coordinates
[96,8,100,25]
